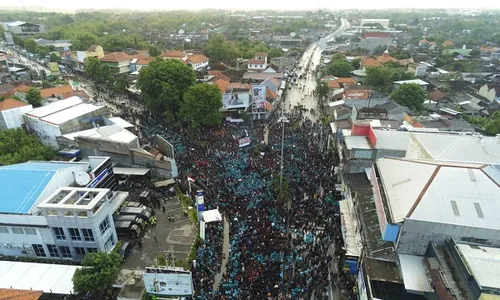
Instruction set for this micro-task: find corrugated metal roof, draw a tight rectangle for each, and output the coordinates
[26,96,82,118]
[457,243,500,290]
[339,199,362,257]
[398,254,434,293]
[40,103,104,125]
[373,130,410,151]
[344,136,372,150]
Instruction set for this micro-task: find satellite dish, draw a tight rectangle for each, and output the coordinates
[75,172,91,186]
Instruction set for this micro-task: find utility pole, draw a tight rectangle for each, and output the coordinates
[278,114,290,298]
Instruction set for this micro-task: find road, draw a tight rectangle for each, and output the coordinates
[283,18,349,122]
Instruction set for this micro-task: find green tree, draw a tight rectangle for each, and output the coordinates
[390,83,426,112]
[469,49,481,58]
[41,80,51,88]
[484,112,500,135]
[113,74,128,99]
[316,81,329,105]
[84,57,112,86]
[49,53,59,62]
[72,251,122,297]
[26,88,43,108]
[351,58,361,70]
[180,83,222,128]
[331,53,347,62]
[326,60,354,77]
[24,38,38,53]
[391,69,416,81]
[365,66,394,92]
[138,58,196,121]
[72,32,98,51]
[0,129,56,166]
[149,45,161,57]
[204,34,237,63]
[268,47,284,59]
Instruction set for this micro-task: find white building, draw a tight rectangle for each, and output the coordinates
[24,96,109,149]
[186,54,209,71]
[2,21,46,37]
[0,98,33,130]
[247,59,267,72]
[371,157,500,254]
[0,158,126,261]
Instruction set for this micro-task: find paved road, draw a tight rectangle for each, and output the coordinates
[283,19,350,122]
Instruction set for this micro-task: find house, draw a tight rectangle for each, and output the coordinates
[363,32,391,39]
[376,50,399,64]
[161,50,186,60]
[361,57,383,69]
[248,59,267,72]
[40,85,75,100]
[186,54,209,71]
[242,72,284,82]
[0,98,33,130]
[254,52,268,64]
[262,64,280,74]
[135,57,156,72]
[478,84,500,103]
[418,39,429,48]
[208,70,231,82]
[100,52,132,74]
[229,82,252,93]
[261,77,280,94]
[214,78,231,93]
[73,44,104,71]
[2,21,46,37]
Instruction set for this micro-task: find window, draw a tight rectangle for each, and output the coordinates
[86,248,98,253]
[74,247,86,255]
[24,228,36,235]
[99,217,110,235]
[69,228,82,241]
[105,235,115,251]
[0,227,8,233]
[82,228,95,242]
[53,227,65,240]
[59,246,71,258]
[12,227,23,234]
[32,244,46,257]
[47,244,59,258]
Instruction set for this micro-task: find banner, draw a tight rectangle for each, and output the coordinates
[251,85,267,112]
[222,92,250,109]
[238,137,251,148]
[143,271,193,296]
[196,190,205,212]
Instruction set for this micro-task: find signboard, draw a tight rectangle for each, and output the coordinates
[48,62,60,76]
[143,271,193,296]
[344,90,371,100]
[238,137,251,148]
[251,85,267,112]
[196,190,205,212]
[222,92,250,109]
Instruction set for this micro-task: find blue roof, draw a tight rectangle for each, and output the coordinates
[0,162,80,214]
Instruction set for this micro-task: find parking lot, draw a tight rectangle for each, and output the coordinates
[121,196,196,269]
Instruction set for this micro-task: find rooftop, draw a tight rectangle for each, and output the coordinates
[242,72,284,81]
[394,79,429,85]
[0,289,42,300]
[373,130,410,150]
[187,54,209,64]
[0,261,79,295]
[255,52,268,57]
[100,52,132,63]
[377,157,500,227]
[455,243,500,290]
[398,254,434,293]
[0,98,29,111]
[408,133,500,163]
[344,135,372,150]
[38,187,110,210]
[0,161,87,214]
[62,124,138,144]
[40,85,74,98]
[26,96,82,118]
[40,103,105,125]
[162,50,185,58]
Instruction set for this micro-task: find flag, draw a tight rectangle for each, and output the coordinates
[187,176,195,183]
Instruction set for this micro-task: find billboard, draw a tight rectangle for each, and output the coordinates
[49,62,60,76]
[251,85,267,112]
[344,90,371,100]
[238,137,251,148]
[196,190,205,212]
[143,271,193,296]
[222,92,250,109]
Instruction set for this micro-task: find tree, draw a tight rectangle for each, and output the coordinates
[469,49,481,58]
[49,53,59,62]
[365,66,394,92]
[0,129,56,166]
[204,34,237,63]
[84,57,112,86]
[72,251,122,296]
[271,174,293,209]
[268,47,283,59]
[351,58,361,70]
[149,45,161,57]
[24,38,38,53]
[391,69,416,81]
[316,81,329,105]
[26,88,43,108]
[180,83,222,128]
[326,60,354,77]
[113,74,128,99]
[390,83,426,112]
[138,59,196,121]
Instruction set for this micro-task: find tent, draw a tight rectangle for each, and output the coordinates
[201,209,222,223]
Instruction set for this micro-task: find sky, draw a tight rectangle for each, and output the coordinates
[3,0,500,11]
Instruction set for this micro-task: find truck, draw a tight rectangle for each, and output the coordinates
[120,206,152,221]
[115,220,141,238]
[114,214,146,228]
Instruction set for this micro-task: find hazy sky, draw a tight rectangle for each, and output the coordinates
[4,0,500,11]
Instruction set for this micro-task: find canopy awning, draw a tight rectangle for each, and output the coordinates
[201,209,222,223]
[113,167,150,176]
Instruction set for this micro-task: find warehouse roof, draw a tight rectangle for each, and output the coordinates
[26,96,82,118]
[62,124,137,144]
[456,243,500,291]
[40,103,104,125]
[408,133,500,164]
[377,158,500,227]
[0,161,86,214]
[0,261,79,294]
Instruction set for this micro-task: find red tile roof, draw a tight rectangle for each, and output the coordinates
[266,87,277,99]
[137,57,156,65]
[0,289,42,300]
[335,77,357,86]
[428,90,447,101]
[362,57,383,68]
[162,50,185,58]
[215,79,231,93]
[14,84,32,93]
[376,54,399,63]
[230,82,251,91]
[255,52,268,57]
[363,32,390,38]
[187,54,209,64]
[0,98,28,111]
[100,52,132,63]
[327,81,341,89]
[208,70,222,76]
[40,85,73,98]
